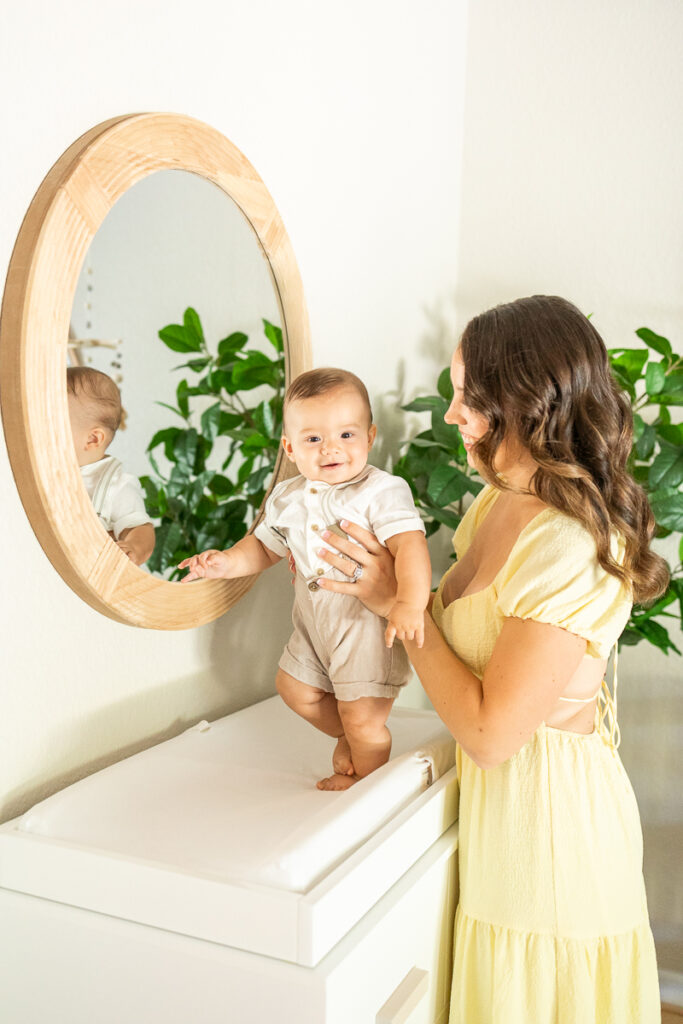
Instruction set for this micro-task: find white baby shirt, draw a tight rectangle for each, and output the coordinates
[80,456,151,539]
[254,465,425,582]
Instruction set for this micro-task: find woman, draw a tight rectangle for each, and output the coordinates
[313,296,668,1023]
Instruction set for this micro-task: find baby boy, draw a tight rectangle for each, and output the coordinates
[179,368,431,790]
[67,367,155,566]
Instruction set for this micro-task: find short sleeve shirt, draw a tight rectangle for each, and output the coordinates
[254,465,425,582]
[80,456,152,539]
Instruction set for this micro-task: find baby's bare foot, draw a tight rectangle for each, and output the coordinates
[332,736,355,776]
[316,773,358,791]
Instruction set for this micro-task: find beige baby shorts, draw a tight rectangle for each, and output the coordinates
[278,572,411,701]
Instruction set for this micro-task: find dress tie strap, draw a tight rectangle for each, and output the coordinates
[596,644,620,748]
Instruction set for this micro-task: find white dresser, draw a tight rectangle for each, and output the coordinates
[0,698,459,1023]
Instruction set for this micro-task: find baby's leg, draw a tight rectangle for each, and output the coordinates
[317,696,394,791]
[275,669,354,776]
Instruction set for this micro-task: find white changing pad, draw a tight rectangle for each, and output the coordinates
[18,696,455,893]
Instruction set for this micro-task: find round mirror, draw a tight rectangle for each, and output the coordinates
[0,114,311,628]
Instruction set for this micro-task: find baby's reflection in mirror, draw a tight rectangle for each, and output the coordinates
[67,367,155,565]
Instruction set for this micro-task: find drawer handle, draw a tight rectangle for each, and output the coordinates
[376,967,429,1024]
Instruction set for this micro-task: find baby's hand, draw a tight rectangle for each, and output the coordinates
[178,549,234,582]
[385,601,425,649]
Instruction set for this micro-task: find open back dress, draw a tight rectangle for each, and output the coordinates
[432,485,660,1024]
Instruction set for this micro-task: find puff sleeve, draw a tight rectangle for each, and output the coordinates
[496,513,632,659]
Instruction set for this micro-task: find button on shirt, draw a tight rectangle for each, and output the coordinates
[253,465,425,583]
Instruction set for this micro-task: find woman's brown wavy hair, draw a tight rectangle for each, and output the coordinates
[460,295,669,605]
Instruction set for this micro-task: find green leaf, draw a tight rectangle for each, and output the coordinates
[427,464,471,506]
[246,464,273,495]
[209,474,234,497]
[632,413,645,444]
[217,411,244,434]
[173,428,198,471]
[183,307,205,349]
[219,499,249,522]
[263,319,284,352]
[253,398,275,437]
[437,367,454,401]
[148,521,185,574]
[649,445,683,490]
[618,627,642,648]
[232,351,282,391]
[647,360,667,395]
[608,348,648,385]
[147,427,182,460]
[402,396,449,414]
[155,401,187,421]
[423,505,461,531]
[649,487,683,532]
[193,435,212,475]
[632,588,677,622]
[609,365,636,400]
[645,362,667,396]
[242,433,272,451]
[656,393,683,407]
[630,618,680,655]
[670,578,683,622]
[172,356,212,374]
[176,379,191,418]
[237,457,255,485]
[158,325,199,353]
[200,402,222,442]
[217,332,249,365]
[656,423,683,446]
[635,327,672,358]
[634,424,656,461]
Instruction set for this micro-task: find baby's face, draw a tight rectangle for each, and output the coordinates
[282,386,376,484]
[67,393,109,466]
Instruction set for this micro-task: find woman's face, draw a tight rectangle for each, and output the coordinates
[444,349,490,469]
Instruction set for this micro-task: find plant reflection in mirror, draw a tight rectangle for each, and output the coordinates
[140,307,284,579]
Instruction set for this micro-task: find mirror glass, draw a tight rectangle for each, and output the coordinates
[69,170,283,578]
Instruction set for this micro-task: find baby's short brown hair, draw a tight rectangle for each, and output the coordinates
[284,368,373,424]
[67,366,122,436]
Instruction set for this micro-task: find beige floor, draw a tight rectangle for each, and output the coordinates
[662,1004,683,1023]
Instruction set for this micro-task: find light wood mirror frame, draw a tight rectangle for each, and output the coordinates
[0,113,311,629]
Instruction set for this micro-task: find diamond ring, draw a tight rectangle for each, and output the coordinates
[351,564,363,583]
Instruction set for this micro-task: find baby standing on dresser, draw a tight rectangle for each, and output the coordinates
[179,368,432,790]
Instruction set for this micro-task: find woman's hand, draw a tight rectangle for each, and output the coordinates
[315,519,398,617]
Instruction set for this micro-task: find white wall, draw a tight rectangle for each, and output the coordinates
[0,0,468,819]
[455,0,683,969]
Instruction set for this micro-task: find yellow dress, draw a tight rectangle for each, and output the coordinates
[432,486,660,1024]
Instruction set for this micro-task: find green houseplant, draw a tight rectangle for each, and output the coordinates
[393,327,683,657]
[139,307,285,579]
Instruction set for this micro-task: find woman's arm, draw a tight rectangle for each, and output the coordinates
[406,614,586,768]
[316,520,587,769]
